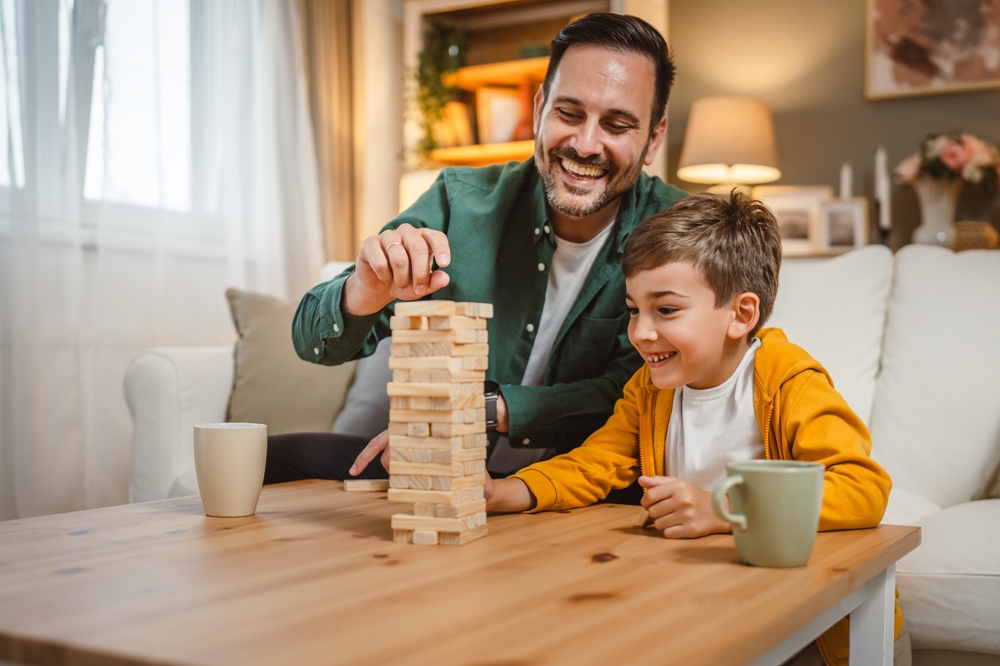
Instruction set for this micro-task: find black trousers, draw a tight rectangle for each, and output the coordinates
[263,432,644,506]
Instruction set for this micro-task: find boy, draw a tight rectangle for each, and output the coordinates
[484,192,908,666]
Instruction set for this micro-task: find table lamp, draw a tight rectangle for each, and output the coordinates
[677,96,781,194]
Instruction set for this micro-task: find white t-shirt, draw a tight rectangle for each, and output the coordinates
[487,222,616,475]
[665,338,764,491]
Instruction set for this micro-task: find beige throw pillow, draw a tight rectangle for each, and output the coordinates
[225,288,357,435]
[972,457,1000,501]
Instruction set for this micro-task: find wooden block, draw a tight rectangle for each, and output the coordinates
[409,475,433,490]
[389,315,428,330]
[463,460,486,475]
[409,394,485,411]
[411,342,489,357]
[409,369,486,383]
[389,475,410,489]
[429,315,487,330]
[390,396,410,409]
[386,382,484,398]
[392,329,480,344]
[411,530,438,545]
[390,343,412,357]
[394,300,457,317]
[434,497,486,518]
[393,529,413,543]
[454,302,493,319]
[439,524,487,545]
[390,409,467,424]
[389,434,465,450]
[413,502,435,517]
[429,447,487,464]
[388,355,489,372]
[431,472,487,491]
[406,422,430,437]
[460,355,489,370]
[343,479,390,492]
[387,422,408,436]
[389,447,433,463]
[391,511,486,533]
[464,433,488,449]
[431,421,486,437]
[392,369,410,382]
[464,408,487,422]
[389,461,466,477]
[386,486,484,505]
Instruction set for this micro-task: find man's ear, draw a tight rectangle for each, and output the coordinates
[643,115,668,166]
[533,87,545,134]
[728,292,760,340]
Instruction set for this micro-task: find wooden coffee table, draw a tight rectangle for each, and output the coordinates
[0,480,919,666]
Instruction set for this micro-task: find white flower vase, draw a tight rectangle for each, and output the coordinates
[911,178,962,247]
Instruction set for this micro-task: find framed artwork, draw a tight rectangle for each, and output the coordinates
[475,86,520,144]
[819,198,869,253]
[752,186,833,257]
[866,0,1000,99]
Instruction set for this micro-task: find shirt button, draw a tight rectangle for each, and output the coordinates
[537,263,545,271]
[526,324,534,333]
[534,228,540,235]
[313,347,320,355]
[333,324,339,332]
[522,438,530,445]
[543,225,550,234]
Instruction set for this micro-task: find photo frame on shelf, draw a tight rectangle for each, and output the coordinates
[752,186,833,256]
[865,0,1000,99]
[819,198,869,253]
[475,86,520,144]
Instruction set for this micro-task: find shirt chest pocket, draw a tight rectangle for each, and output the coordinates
[553,314,627,381]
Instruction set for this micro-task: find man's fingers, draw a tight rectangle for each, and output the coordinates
[382,235,412,290]
[401,227,432,295]
[421,228,451,267]
[349,429,389,476]
[359,237,392,284]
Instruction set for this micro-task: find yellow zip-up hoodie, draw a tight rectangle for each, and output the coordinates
[513,328,900,665]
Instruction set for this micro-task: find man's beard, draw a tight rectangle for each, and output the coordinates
[538,143,649,218]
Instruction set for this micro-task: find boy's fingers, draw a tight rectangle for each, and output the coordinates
[349,429,389,476]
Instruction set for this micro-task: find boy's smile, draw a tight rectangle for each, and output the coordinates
[625,262,756,390]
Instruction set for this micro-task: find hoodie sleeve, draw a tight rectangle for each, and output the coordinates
[778,369,892,531]
[512,367,646,512]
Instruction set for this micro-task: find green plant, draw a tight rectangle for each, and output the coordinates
[412,21,467,155]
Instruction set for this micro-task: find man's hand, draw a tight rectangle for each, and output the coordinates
[638,475,732,539]
[349,429,390,477]
[342,224,452,316]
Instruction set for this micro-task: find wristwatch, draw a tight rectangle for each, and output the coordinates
[484,381,500,432]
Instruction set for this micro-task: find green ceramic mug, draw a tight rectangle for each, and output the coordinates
[711,460,825,567]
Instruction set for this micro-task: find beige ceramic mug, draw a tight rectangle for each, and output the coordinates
[711,460,824,567]
[193,423,267,517]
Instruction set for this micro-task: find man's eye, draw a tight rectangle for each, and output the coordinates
[607,123,631,133]
[557,108,580,121]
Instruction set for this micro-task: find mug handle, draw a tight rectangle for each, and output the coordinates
[712,475,748,531]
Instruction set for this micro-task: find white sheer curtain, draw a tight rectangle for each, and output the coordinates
[0,0,324,519]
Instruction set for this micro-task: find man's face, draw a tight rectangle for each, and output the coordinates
[534,44,666,219]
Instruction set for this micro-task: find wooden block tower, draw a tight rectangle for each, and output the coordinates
[387,300,493,546]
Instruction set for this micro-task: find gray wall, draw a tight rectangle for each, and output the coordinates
[667,0,1000,249]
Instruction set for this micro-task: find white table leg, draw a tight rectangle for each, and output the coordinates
[850,564,895,665]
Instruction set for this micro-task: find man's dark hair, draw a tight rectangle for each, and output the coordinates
[543,13,675,132]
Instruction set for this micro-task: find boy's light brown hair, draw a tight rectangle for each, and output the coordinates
[622,190,782,339]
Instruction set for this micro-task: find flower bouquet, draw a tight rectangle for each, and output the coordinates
[894,133,1000,246]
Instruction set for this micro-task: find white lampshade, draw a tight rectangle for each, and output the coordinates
[677,96,781,186]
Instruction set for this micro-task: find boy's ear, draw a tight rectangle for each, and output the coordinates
[728,293,760,340]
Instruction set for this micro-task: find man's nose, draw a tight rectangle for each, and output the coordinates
[570,117,604,158]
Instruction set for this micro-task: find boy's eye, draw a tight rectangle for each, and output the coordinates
[627,307,639,316]
[658,306,678,316]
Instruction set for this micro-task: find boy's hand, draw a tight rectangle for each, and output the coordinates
[485,476,536,513]
[638,475,732,539]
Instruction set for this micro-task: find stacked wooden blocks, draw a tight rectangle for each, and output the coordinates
[387,300,493,546]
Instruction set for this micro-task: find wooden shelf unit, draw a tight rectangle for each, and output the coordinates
[442,57,548,91]
[430,140,535,167]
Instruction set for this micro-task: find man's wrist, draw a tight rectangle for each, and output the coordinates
[341,272,389,317]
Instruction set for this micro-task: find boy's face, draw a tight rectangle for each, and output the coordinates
[625,261,752,391]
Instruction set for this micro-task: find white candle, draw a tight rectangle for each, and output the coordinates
[875,146,891,230]
[840,162,853,199]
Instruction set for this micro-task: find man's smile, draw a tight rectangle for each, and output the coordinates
[560,158,606,180]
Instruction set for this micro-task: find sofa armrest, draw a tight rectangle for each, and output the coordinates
[124,347,235,503]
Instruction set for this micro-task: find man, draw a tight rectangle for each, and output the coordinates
[267,13,686,493]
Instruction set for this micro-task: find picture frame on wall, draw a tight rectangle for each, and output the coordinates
[752,186,833,257]
[475,86,520,144]
[865,0,1000,99]
[819,198,869,253]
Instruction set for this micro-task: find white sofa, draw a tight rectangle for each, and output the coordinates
[124,245,1000,665]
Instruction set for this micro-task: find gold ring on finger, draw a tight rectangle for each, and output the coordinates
[385,242,403,251]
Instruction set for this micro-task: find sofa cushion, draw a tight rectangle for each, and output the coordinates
[226,288,357,435]
[881,487,942,526]
[870,247,1000,508]
[330,336,393,441]
[769,245,893,425]
[897,499,1000,655]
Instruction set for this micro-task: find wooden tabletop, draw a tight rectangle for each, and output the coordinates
[0,480,920,666]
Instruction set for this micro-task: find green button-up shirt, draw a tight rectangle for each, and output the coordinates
[292,157,686,455]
